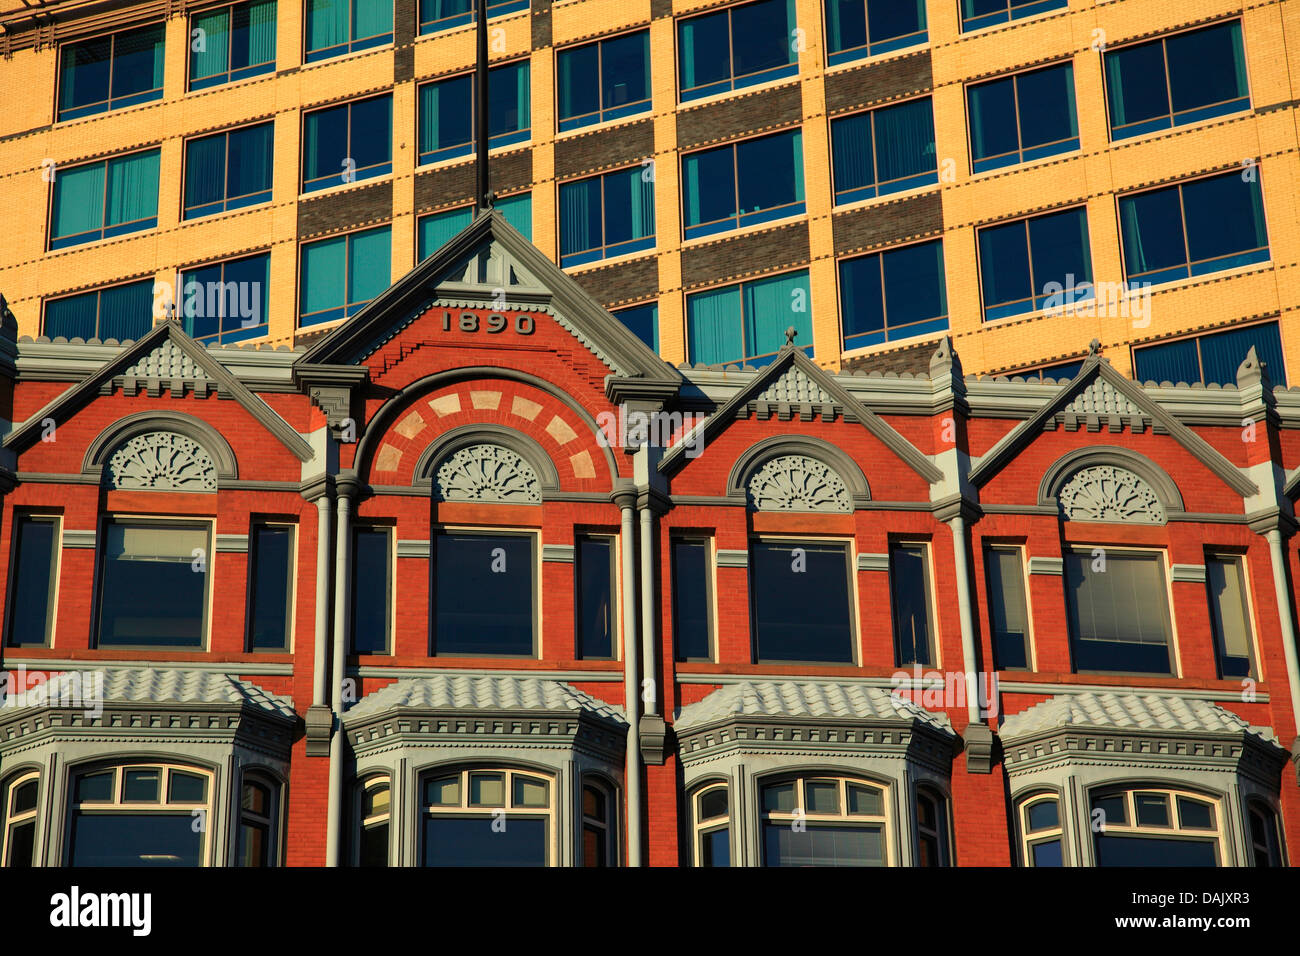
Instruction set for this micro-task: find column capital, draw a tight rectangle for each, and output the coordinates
[611,478,637,510]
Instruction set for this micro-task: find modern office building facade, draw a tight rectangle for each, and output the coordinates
[1,0,1299,380]
[1,209,1300,867]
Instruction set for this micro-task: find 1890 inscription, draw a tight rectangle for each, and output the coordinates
[439,310,535,335]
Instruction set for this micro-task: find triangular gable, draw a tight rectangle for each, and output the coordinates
[660,346,942,483]
[969,356,1257,496]
[297,209,682,389]
[5,321,314,461]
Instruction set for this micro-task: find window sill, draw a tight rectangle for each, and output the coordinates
[414,6,529,41]
[958,4,1067,39]
[182,200,273,226]
[1108,106,1253,150]
[968,146,1083,181]
[46,227,159,256]
[840,329,947,362]
[833,180,941,214]
[298,171,394,201]
[824,40,931,75]
[1127,259,1274,298]
[300,41,394,71]
[676,71,801,112]
[680,210,807,249]
[563,244,657,275]
[416,140,532,175]
[554,109,654,141]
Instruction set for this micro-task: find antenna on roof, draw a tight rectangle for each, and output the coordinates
[473,0,493,216]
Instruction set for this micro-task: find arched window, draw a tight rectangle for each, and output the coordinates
[692,783,730,867]
[761,774,888,867]
[915,787,951,866]
[1248,802,1285,867]
[357,776,391,867]
[66,763,213,866]
[419,767,555,866]
[2,772,39,867]
[1017,792,1064,867]
[236,772,279,867]
[581,781,615,867]
[1090,786,1224,866]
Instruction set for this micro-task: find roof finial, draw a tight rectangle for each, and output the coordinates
[784,326,797,347]
[1087,338,1101,357]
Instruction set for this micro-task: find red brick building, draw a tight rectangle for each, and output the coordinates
[1,211,1298,867]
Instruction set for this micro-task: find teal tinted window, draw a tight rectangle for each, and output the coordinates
[824,0,926,66]
[418,0,527,35]
[58,24,165,120]
[50,150,160,249]
[559,167,655,267]
[968,63,1078,173]
[184,123,273,218]
[299,225,391,326]
[683,129,804,239]
[978,207,1092,320]
[687,270,812,367]
[1133,321,1285,387]
[831,97,937,203]
[189,0,276,89]
[303,95,392,192]
[678,0,797,101]
[557,31,651,131]
[612,302,658,351]
[44,280,153,341]
[839,240,947,348]
[961,0,1065,33]
[418,62,530,165]
[181,252,270,344]
[304,0,392,62]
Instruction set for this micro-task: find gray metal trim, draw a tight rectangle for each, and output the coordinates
[543,544,575,563]
[397,539,431,558]
[857,553,890,571]
[215,534,248,553]
[1170,563,1208,583]
[347,665,623,681]
[715,549,748,568]
[1027,556,1063,576]
[60,529,96,549]
[2,657,295,675]
[996,680,1268,702]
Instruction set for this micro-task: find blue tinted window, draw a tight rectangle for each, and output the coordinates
[417,62,530,164]
[184,123,273,218]
[50,150,160,249]
[181,252,270,344]
[44,280,153,341]
[839,240,947,349]
[672,538,710,660]
[961,0,1065,33]
[418,0,527,34]
[1119,172,1268,286]
[189,0,276,89]
[58,24,164,120]
[613,303,658,351]
[891,543,934,666]
[299,225,391,326]
[351,527,390,654]
[1105,21,1249,140]
[97,521,209,648]
[1066,551,1172,674]
[979,207,1092,320]
[6,517,58,647]
[831,98,936,203]
[576,537,614,659]
[969,63,1077,172]
[433,533,534,656]
[305,0,392,62]
[303,95,392,192]
[558,31,651,131]
[751,541,854,663]
[1095,836,1218,866]
[825,0,926,66]
[422,816,546,866]
[687,270,812,367]
[560,167,655,267]
[1133,321,1285,387]
[69,813,204,866]
[249,524,293,651]
[683,130,804,239]
[678,0,797,101]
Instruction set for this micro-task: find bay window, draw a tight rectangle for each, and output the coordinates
[420,768,553,866]
[1091,787,1223,866]
[762,775,887,866]
[67,764,212,866]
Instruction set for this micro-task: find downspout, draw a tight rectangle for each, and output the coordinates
[325,479,356,867]
[639,502,657,719]
[1263,528,1300,726]
[613,480,642,866]
[312,494,333,709]
[948,514,982,724]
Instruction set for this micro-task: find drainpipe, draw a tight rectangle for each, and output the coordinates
[325,478,356,867]
[312,494,333,709]
[947,514,982,724]
[613,480,642,866]
[639,502,657,719]
[1263,528,1300,726]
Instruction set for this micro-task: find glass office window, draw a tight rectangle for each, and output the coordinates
[839,240,947,349]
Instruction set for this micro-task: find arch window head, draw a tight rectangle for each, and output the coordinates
[358,776,391,867]
[420,768,554,866]
[67,764,213,866]
[915,787,951,867]
[761,775,888,867]
[582,782,616,867]
[1018,793,1064,867]
[1248,802,1285,867]
[692,783,730,867]
[237,773,279,867]
[2,772,40,867]
[1090,787,1224,866]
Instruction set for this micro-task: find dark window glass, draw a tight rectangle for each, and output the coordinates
[1250,807,1283,866]
[1095,835,1218,866]
[686,270,813,367]
[751,540,853,663]
[248,524,293,651]
[184,123,273,218]
[672,538,711,661]
[979,207,1092,320]
[557,31,651,130]
[559,166,655,267]
[1119,172,1268,286]
[7,517,59,647]
[1133,321,1285,388]
[418,0,527,34]
[968,63,1078,173]
[123,769,160,802]
[1105,21,1249,140]
[1066,550,1172,674]
[1177,797,1215,831]
[831,98,937,204]
[678,0,797,101]
[1134,793,1170,827]
[1092,793,1127,826]
[97,521,208,647]
[683,130,805,239]
[763,823,883,866]
[237,780,273,866]
[433,533,534,656]
[304,0,392,61]
[58,24,165,120]
[417,62,530,165]
[351,527,391,654]
[303,95,392,192]
[701,827,730,866]
[422,817,546,866]
[1206,555,1253,678]
[839,239,947,348]
[181,252,271,345]
[189,0,277,89]
[49,151,161,249]
[68,813,203,866]
[916,791,948,866]
[891,543,934,666]
[298,225,391,326]
[168,772,207,804]
[43,280,153,342]
[1031,840,1063,866]
[1026,800,1058,831]
[76,771,115,803]
[576,536,614,659]
[824,0,926,66]
[612,303,659,351]
[961,0,1065,33]
[986,545,1029,669]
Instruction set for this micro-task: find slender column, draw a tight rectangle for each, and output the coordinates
[1264,529,1300,727]
[614,483,641,866]
[325,485,355,867]
[312,495,332,708]
[948,515,983,723]
[638,502,657,717]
